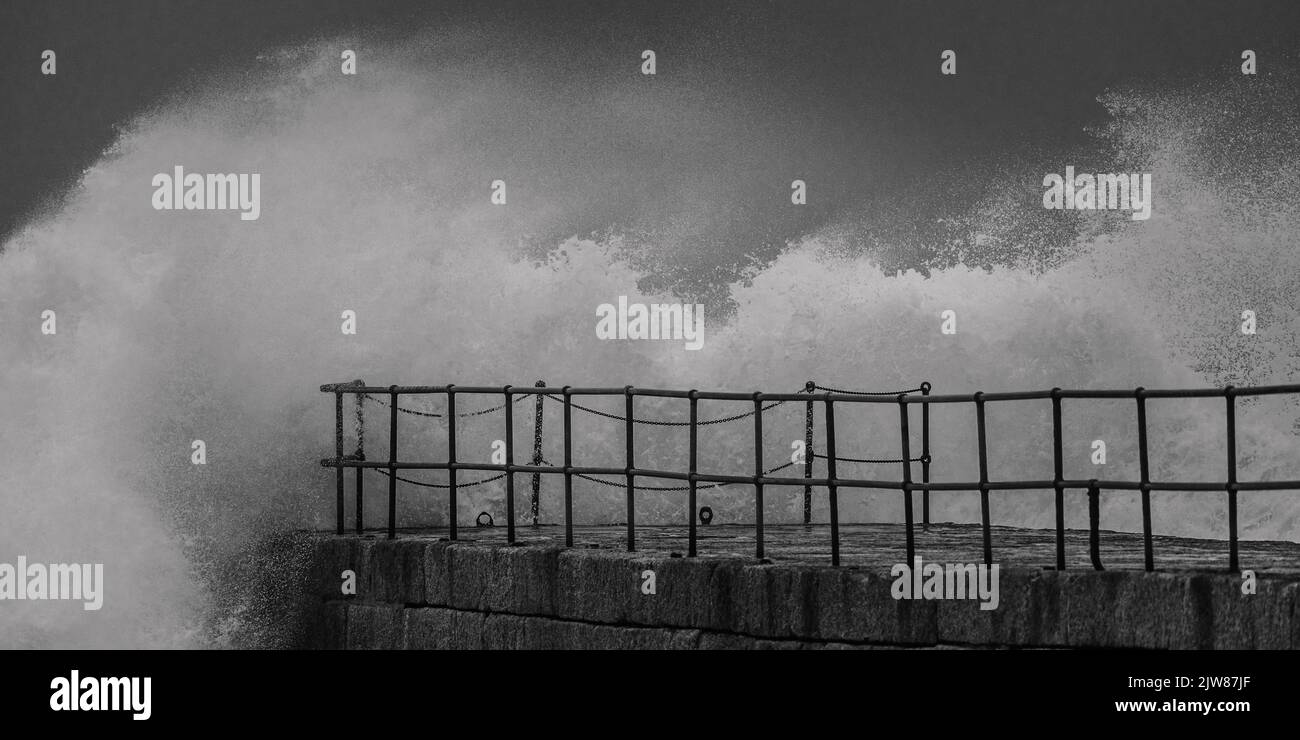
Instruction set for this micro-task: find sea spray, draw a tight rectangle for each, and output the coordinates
[1,39,1298,650]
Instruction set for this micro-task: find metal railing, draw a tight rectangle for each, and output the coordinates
[321,380,1300,571]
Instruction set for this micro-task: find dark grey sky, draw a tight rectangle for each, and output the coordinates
[2,0,1298,245]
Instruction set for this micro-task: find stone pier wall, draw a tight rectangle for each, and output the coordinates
[290,525,1300,649]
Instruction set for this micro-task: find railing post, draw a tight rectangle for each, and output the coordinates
[1135,388,1153,572]
[803,380,815,525]
[974,392,992,566]
[624,386,636,552]
[531,380,545,526]
[1226,386,1239,572]
[824,394,839,567]
[1051,389,1065,570]
[563,386,574,548]
[388,385,398,540]
[898,395,915,565]
[921,381,931,529]
[504,385,516,545]
[447,386,458,540]
[1088,480,1103,570]
[688,390,699,557]
[754,392,765,560]
[354,382,365,535]
[334,390,345,536]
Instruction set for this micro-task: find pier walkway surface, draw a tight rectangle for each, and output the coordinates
[328,522,1300,574]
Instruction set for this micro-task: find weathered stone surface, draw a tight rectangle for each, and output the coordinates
[345,604,405,650]
[1059,571,1199,648]
[696,632,892,649]
[727,564,812,639]
[554,549,642,624]
[423,540,453,606]
[364,538,428,604]
[404,606,485,649]
[480,613,528,649]
[305,536,370,602]
[936,568,1064,646]
[475,612,700,649]
[295,523,1300,649]
[810,567,938,644]
[1292,583,1300,650]
[399,607,707,649]
[480,545,562,615]
[636,555,741,630]
[516,616,700,649]
[551,550,749,632]
[300,601,348,650]
[444,545,495,611]
[1204,575,1298,650]
[696,632,804,649]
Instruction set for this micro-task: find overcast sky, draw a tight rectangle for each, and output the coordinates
[3,0,1298,244]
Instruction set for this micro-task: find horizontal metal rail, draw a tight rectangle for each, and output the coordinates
[321,382,1300,400]
[320,461,1299,493]
[322,379,1300,572]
